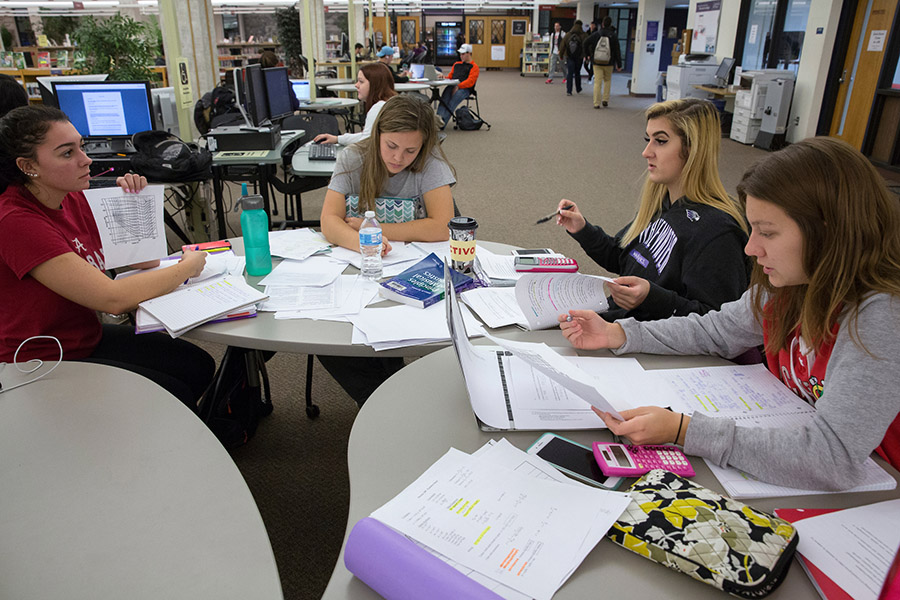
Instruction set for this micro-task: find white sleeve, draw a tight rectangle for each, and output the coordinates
[337,101,385,146]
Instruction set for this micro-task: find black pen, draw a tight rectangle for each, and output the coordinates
[535,203,574,225]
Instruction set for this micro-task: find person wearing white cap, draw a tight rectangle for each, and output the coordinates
[436,43,480,129]
[376,46,411,83]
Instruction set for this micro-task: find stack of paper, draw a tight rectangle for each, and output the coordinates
[653,363,898,498]
[345,439,632,600]
[348,300,485,351]
[267,228,331,261]
[138,275,268,337]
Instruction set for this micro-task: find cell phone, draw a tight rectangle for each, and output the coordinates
[527,433,623,490]
[592,442,695,477]
[514,256,579,273]
[512,248,555,256]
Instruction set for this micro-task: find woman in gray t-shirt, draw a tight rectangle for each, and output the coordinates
[321,94,456,254]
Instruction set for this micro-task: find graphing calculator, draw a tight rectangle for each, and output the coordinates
[592,442,695,477]
[514,256,579,273]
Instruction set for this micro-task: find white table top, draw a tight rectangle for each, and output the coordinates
[297,97,360,112]
[0,362,283,600]
[321,348,900,600]
[318,78,355,86]
[324,82,431,93]
[185,240,556,357]
[290,141,342,177]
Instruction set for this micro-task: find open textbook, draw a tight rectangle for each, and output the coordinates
[461,272,612,330]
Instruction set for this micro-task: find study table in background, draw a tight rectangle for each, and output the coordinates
[322,348,900,600]
[0,362,282,600]
[210,128,306,238]
[296,97,360,112]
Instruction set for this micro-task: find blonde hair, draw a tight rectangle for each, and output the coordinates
[739,137,900,353]
[621,98,748,247]
[356,95,454,212]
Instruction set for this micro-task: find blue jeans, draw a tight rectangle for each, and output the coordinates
[566,57,582,94]
[437,86,472,125]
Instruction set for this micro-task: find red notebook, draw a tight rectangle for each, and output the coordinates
[774,508,852,600]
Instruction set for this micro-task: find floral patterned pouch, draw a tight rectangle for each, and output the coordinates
[606,470,798,598]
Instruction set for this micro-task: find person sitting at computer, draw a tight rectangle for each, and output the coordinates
[354,43,371,61]
[556,98,750,322]
[376,46,411,83]
[317,94,456,406]
[559,137,900,489]
[436,44,480,130]
[0,105,215,410]
[313,63,396,146]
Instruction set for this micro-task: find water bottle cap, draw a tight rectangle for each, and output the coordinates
[241,183,248,196]
[364,210,375,218]
[241,194,264,211]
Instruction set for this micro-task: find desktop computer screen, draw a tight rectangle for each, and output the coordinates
[263,66,293,120]
[243,63,270,126]
[290,79,311,103]
[409,64,425,79]
[151,87,179,138]
[52,81,155,138]
[715,57,736,85]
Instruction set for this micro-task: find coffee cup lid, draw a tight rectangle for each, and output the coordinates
[448,216,478,230]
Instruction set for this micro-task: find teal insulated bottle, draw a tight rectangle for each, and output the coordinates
[239,183,272,276]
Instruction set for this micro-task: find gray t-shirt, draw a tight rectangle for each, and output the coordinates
[328,146,456,223]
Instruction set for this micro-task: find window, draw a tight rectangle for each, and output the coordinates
[491,20,506,45]
[469,20,484,45]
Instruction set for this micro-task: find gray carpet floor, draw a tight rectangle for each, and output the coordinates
[192,69,771,600]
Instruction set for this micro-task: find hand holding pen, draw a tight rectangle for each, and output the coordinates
[552,200,586,234]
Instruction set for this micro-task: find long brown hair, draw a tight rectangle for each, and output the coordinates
[621,98,747,247]
[356,94,453,212]
[360,62,396,109]
[739,136,900,353]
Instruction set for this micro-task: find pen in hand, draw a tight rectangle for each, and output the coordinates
[535,203,575,225]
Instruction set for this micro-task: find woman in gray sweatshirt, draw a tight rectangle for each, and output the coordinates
[559,137,900,491]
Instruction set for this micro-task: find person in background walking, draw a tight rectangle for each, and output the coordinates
[559,20,587,96]
[584,16,623,108]
[545,22,566,84]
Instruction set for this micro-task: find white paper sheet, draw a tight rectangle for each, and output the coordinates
[793,499,900,600]
[274,275,380,319]
[515,273,611,331]
[257,257,345,287]
[328,242,425,268]
[267,228,330,261]
[85,184,166,269]
[370,446,631,600]
[259,280,339,312]
[461,287,529,329]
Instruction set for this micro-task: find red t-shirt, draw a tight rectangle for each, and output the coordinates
[764,318,900,470]
[0,184,104,361]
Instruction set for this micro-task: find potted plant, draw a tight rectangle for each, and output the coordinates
[72,14,157,81]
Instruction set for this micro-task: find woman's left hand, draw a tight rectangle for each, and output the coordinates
[116,173,148,194]
[593,406,688,445]
[607,276,650,310]
[344,216,363,231]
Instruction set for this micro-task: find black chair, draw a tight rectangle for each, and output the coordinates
[451,86,491,131]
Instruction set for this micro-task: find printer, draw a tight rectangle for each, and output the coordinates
[207,124,282,152]
[666,54,717,101]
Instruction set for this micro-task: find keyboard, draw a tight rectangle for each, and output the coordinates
[308,143,337,161]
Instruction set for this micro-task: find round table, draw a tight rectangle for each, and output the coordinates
[0,362,283,600]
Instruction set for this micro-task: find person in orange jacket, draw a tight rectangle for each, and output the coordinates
[436,43,479,129]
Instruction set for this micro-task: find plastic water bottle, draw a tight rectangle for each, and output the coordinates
[239,183,272,276]
[359,210,383,280]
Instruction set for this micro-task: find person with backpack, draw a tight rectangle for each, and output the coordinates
[559,20,587,96]
[0,105,215,410]
[436,44,480,130]
[584,16,623,108]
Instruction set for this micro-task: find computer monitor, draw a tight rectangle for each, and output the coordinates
[243,63,270,126]
[52,81,155,152]
[290,79,311,104]
[409,64,425,79]
[340,32,350,60]
[37,74,108,106]
[150,87,179,138]
[263,66,293,120]
[715,57,736,86]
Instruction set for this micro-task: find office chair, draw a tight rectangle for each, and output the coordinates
[451,85,491,131]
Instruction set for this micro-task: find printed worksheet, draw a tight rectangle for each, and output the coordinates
[267,228,330,261]
[85,184,165,269]
[514,273,612,330]
[370,447,631,600]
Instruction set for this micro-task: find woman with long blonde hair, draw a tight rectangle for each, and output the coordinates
[559,137,900,489]
[320,94,455,254]
[557,98,750,321]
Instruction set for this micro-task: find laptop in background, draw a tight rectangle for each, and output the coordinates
[423,65,439,81]
[290,79,311,104]
[409,64,425,80]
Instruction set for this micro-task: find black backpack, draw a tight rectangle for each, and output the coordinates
[130,130,212,183]
[567,35,581,57]
[454,106,484,131]
[193,85,238,135]
[200,347,273,449]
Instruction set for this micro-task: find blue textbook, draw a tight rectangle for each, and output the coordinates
[379,253,477,308]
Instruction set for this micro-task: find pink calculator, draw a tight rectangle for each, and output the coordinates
[592,442,695,477]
